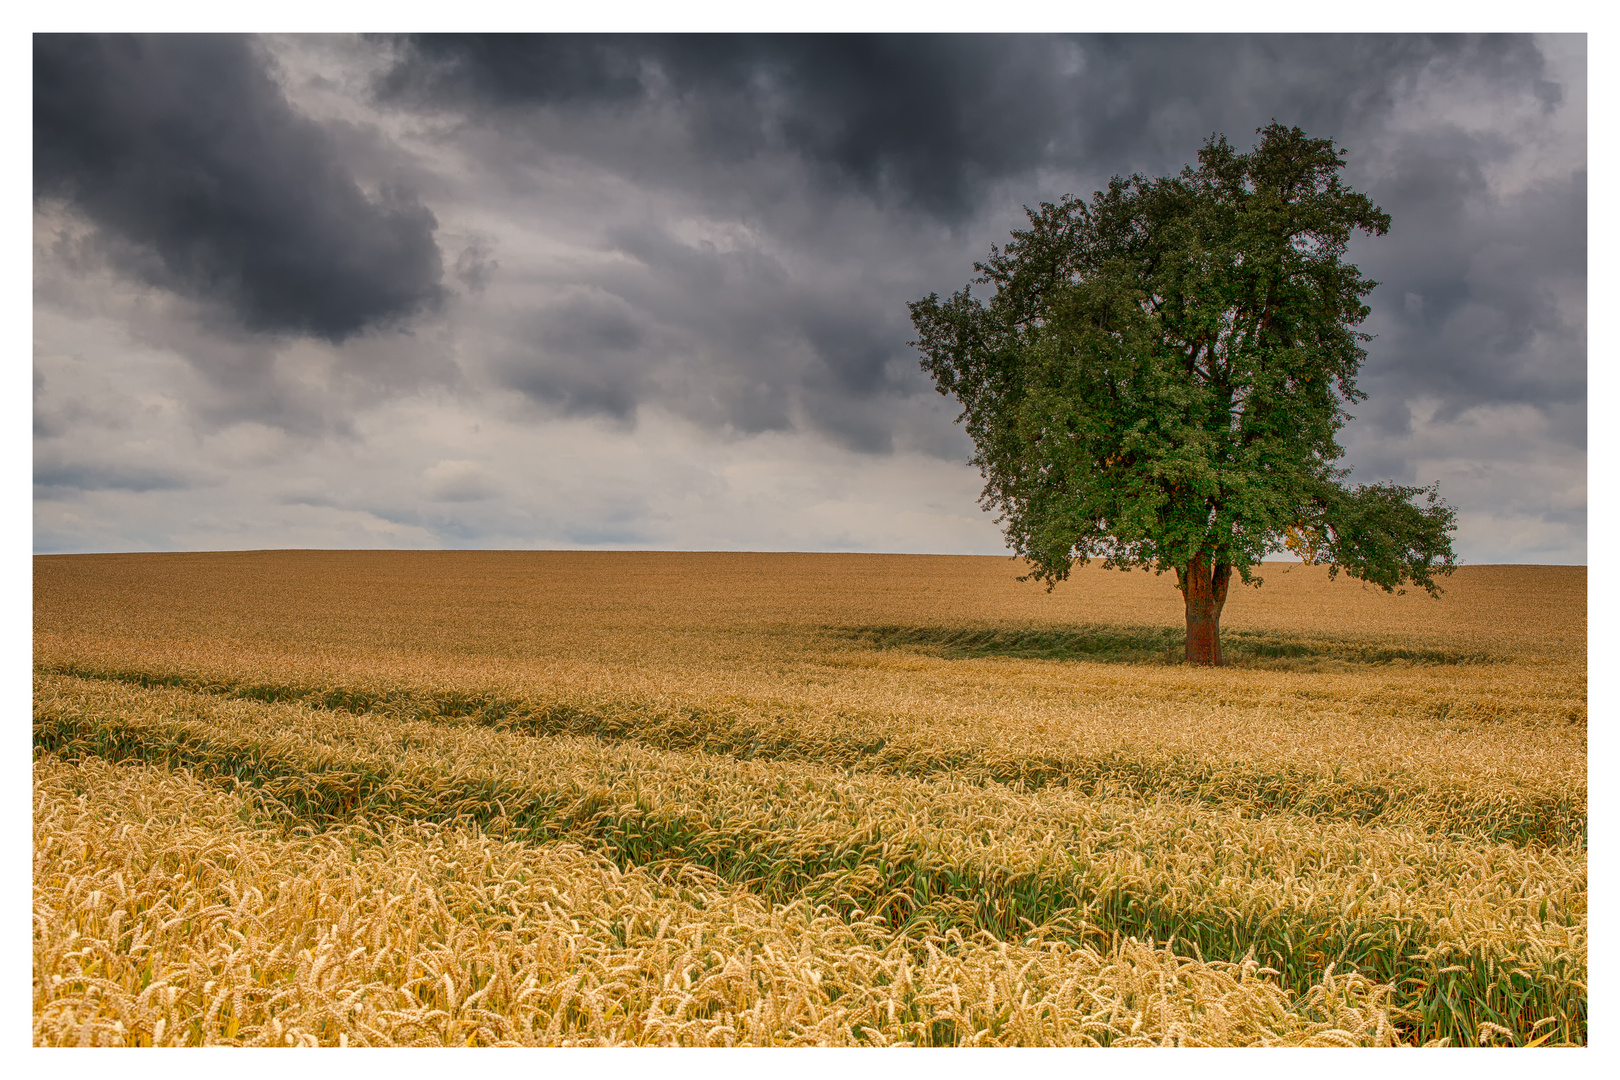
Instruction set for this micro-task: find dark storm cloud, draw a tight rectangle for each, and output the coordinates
[376,33,1579,459]
[378,34,1553,222]
[488,217,920,450]
[1353,154,1586,442]
[497,290,651,419]
[1064,35,1556,176]
[380,33,1076,221]
[35,34,445,342]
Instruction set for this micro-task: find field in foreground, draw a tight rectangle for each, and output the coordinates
[33,551,1586,1046]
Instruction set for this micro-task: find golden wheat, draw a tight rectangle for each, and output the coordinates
[35,753,1409,1046]
[33,551,1586,1045]
[34,672,1586,1042]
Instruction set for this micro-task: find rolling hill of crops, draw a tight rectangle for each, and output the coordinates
[33,551,1586,1046]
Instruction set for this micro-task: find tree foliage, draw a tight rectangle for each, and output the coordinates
[910,123,1456,621]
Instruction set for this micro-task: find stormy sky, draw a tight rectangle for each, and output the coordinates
[32,33,1587,562]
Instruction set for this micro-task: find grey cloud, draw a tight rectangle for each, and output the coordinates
[496,289,652,420]
[797,300,909,398]
[423,459,497,502]
[369,33,1583,461]
[1353,161,1585,442]
[564,526,653,546]
[561,500,656,547]
[792,303,923,454]
[34,462,195,494]
[545,222,920,449]
[278,493,343,509]
[454,238,499,293]
[375,34,649,109]
[35,34,445,342]
[376,34,1554,224]
[380,34,1078,221]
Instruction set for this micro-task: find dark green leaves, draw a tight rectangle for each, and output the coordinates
[1302,483,1460,597]
[910,123,1455,597]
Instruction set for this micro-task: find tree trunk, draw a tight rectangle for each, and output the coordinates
[1177,556,1232,666]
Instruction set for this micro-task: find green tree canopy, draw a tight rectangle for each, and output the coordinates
[909,123,1457,664]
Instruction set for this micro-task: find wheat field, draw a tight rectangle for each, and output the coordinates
[32,551,1586,1046]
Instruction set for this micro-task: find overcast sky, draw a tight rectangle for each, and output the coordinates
[32,33,1586,563]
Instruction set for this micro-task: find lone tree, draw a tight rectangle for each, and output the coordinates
[909,123,1457,665]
